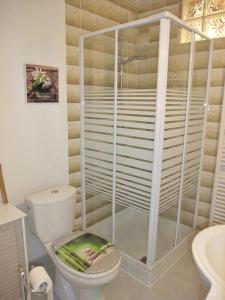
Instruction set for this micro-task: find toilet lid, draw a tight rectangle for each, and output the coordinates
[53,232,120,274]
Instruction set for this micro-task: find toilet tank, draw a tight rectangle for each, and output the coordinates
[25,185,76,243]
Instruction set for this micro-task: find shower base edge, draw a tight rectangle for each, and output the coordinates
[120,230,196,286]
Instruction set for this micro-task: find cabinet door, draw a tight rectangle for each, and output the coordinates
[0,220,27,300]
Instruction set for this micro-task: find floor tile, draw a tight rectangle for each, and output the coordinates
[106,251,208,300]
[105,270,165,300]
[153,252,208,300]
[36,250,207,300]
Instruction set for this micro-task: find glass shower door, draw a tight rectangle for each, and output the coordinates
[155,22,192,262]
[82,32,116,242]
[114,21,160,263]
[177,34,211,243]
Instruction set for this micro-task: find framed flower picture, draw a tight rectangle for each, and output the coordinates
[25,64,59,103]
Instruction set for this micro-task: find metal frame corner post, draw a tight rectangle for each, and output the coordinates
[146,18,171,267]
[79,36,87,231]
[112,30,119,244]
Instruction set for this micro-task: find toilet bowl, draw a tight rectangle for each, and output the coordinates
[25,185,121,300]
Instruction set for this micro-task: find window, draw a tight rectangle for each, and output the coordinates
[182,0,225,39]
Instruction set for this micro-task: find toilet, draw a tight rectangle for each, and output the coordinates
[25,185,121,300]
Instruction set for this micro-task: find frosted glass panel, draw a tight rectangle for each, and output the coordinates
[115,21,160,263]
[83,32,115,241]
[155,23,192,262]
[178,35,210,243]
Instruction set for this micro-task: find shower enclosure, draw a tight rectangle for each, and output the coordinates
[80,12,212,284]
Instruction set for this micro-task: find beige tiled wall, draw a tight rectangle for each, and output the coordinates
[66,0,225,228]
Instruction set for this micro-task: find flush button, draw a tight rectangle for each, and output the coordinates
[51,189,59,194]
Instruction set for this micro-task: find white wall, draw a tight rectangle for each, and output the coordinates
[0,0,68,206]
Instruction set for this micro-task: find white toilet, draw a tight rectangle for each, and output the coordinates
[25,185,121,300]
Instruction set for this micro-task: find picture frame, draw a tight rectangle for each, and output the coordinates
[25,64,59,103]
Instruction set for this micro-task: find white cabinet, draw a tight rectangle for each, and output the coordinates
[0,204,29,300]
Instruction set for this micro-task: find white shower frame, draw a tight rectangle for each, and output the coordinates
[80,11,211,272]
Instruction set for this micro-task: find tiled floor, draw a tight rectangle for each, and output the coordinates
[50,250,207,300]
[105,251,208,300]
